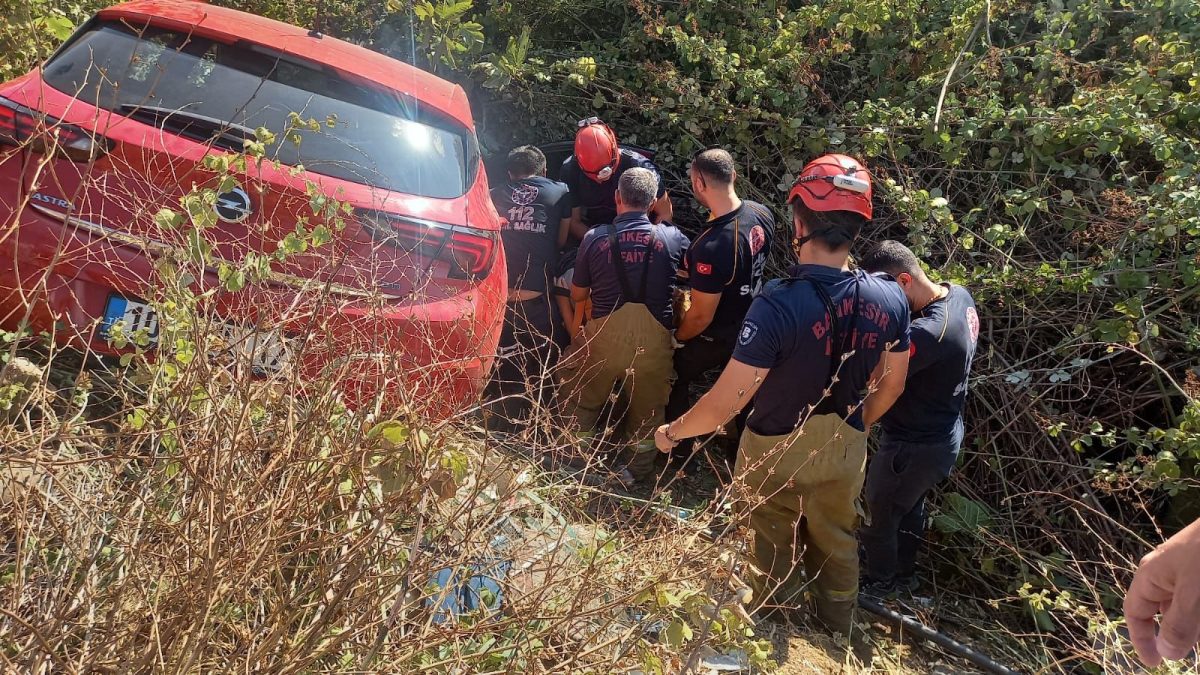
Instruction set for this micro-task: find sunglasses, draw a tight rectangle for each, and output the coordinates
[577,116,603,128]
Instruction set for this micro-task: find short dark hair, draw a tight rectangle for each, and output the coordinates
[618,167,658,211]
[860,240,923,278]
[691,148,736,184]
[791,199,866,250]
[506,145,547,177]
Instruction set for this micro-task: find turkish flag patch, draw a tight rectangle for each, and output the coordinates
[695,262,713,275]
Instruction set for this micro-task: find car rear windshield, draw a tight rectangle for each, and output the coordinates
[42,20,477,199]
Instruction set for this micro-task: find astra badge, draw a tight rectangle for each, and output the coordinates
[214,187,253,224]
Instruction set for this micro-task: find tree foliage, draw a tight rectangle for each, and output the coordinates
[429,0,1200,661]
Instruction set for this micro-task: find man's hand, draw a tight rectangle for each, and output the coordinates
[650,192,673,224]
[1124,517,1200,667]
[654,424,677,452]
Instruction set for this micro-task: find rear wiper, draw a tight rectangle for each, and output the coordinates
[117,104,258,148]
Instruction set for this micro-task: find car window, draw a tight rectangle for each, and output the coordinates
[42,21,477,199]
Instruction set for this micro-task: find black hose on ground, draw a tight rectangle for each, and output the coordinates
[858,597,1023,675]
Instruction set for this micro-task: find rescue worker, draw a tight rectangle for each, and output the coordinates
[654,154,911,636]
[560,168,689,482]
[666,148,775,469]
[858,240,980,600]
[560,118,670,241]
[486,145,571,430]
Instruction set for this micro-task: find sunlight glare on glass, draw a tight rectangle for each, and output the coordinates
[395,118,432,152]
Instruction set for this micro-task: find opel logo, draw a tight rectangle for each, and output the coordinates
[214,187,253,224]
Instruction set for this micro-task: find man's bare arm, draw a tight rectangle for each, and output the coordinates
[656,359,766,449]
[862,347,910,427]
[675,289,720,342]
[570,283,590,305]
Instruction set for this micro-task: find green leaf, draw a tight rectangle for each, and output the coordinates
[218,263,247,293]
[311,225,332,247]
[932,493,993,534]
[127,408,149,431]
[182,194,217,230]
[278,232,307,256]
[369,420,410,446]
[41,15,75,42]
[662,618,693,646]
[154,208,184,230]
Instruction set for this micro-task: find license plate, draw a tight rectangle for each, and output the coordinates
[101,296,160,343]
[101,295,293,374]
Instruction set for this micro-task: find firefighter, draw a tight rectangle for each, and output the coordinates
[858,240,980,600]
[486,146,571,430]
[559,168,689,482]
[654,154,911,636]
[666,148,775,471]
[560,118,671,242]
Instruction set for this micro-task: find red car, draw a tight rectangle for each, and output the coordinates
[0,1,506,416]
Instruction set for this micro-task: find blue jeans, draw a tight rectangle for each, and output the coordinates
[860,433,959,583]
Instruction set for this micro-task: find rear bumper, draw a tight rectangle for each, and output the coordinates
[0,200,505,418]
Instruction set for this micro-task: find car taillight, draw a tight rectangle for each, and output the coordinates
[359,210,497,281]
[0,96,111,162]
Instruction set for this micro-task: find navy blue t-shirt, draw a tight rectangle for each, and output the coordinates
[881,284,979,445]
[561,149,666,227]
[685,200,776,340]
[491,176,570,293]
[733,265,912,435]
[573,212,689,329]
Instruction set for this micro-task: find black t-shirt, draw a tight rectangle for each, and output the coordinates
[732,265,912,435]
[685,200,775,340]
[881,284,979,445]
[573,213,690,329]
[560,149,665,227]
[490,176,570,293]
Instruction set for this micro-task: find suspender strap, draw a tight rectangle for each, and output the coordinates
[805,274,860,414]
[606,221,659,305]
[606,223,635,303]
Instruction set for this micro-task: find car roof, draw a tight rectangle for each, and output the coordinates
[98,0,472,127]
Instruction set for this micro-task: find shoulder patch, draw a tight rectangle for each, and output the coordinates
[749,225,766,255]
[738,320,760,346]
[966,306,980,342]
[695,262,713,275]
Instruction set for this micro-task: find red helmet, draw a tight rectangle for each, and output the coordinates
[575,119,619,182]
[787,154,873,220]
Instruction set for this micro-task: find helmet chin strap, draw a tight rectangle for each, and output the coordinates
[791,228,834,259]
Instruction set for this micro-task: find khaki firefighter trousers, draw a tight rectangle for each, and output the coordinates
[735,414,868,635]
[558,302,674,480]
